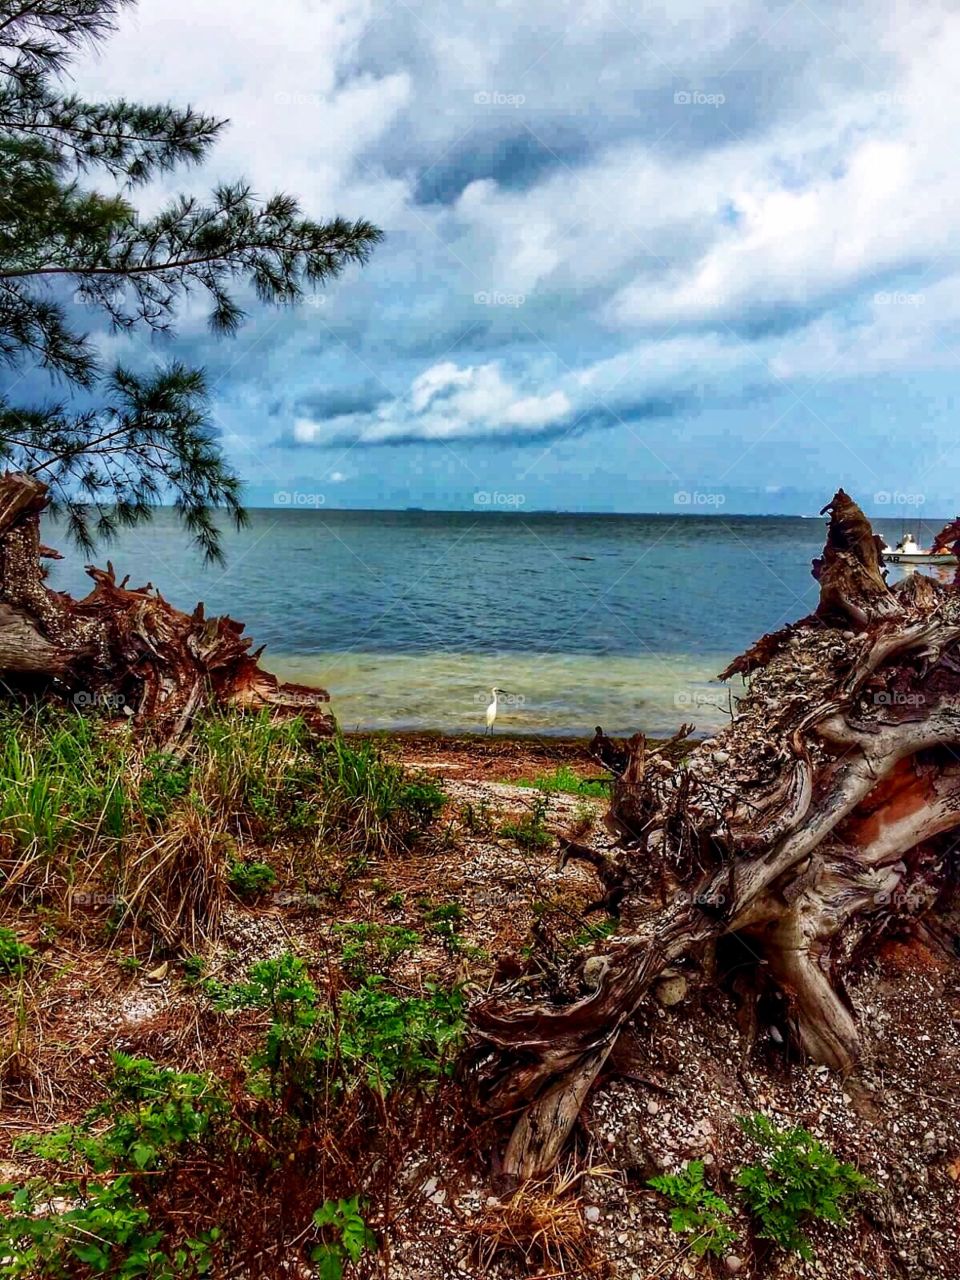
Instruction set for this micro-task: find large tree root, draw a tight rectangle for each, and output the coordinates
[467,489,960,1179]
[0,472,333,737]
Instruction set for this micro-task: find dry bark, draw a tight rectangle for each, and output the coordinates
[467,488,960,1180]
[0,471,333,737]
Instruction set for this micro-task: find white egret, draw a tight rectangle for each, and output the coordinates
[485,687,510,734]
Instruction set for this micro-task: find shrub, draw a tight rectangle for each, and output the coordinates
[21,1053,226,1173]
[335,921,420,979]
[211,953,465,1103]
[736,1113,875,1258]
[331,978,466,1094]
[227,856,277,899]
[310,1196,376,1280]
[0,927,35,976]
[0,1176,165,1279]
[648,1160,738,1257]
[3,1057,226,1278]
[499,793,552,852]
[0,1177,223,1279]
[208,952,320,1108]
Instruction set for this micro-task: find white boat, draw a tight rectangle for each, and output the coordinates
[881,532,958,565]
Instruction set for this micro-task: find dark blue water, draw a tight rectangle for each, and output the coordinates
[43,510,936,735]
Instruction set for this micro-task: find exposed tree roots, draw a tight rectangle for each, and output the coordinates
[0,472,333,738]
[467,489,960,1179]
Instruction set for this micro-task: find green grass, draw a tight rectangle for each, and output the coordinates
[499,793,552,852]
[0,709,445,941]
[515,764,610,798]
[312,735,445,865]
[0,707,129,882]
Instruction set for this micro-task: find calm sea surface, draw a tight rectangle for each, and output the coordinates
[45,511,939,737]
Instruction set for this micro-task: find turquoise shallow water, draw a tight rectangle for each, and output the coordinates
[44,509,937,736]
[267,649,741,737]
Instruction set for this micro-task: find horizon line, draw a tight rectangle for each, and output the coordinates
[236,504,956,520]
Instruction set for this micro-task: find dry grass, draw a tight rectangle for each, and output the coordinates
[115,807,229,950]
[470,1162,616,1277]
[0,707,445,954]
[0,975,43,1111]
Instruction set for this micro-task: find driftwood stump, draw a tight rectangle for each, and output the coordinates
[0,471,332,737]
[468,489,960,1179]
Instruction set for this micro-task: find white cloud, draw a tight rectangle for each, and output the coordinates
[292,360,572,444]
[64,0,960,492]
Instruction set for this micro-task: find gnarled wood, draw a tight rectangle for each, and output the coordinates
[467,489,960,1180]
[0,472,333,736]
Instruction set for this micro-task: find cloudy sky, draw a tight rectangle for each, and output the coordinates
[71,0,960,514]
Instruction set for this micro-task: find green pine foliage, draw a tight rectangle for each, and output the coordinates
[0,0,381,560]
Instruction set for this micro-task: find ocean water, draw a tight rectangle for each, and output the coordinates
[44,510,941,737]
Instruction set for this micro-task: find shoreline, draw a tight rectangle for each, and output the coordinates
[354,727,680,783]
[355,728,599,782]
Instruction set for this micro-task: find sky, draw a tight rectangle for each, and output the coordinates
[68,0,960,516]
